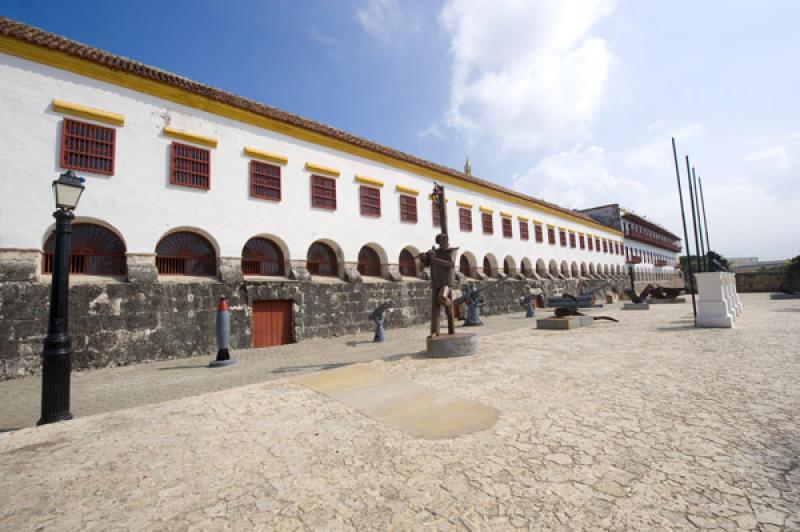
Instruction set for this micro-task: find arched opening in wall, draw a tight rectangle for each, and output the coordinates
[459,252,476,278]
[42,222,126,276]
[596,263,603,277]
[589,263,596,276]
[241,237,284,276]
[603,264,610,276]
[503,255,516,276]
[399,248,417,277]
[580,262,587,277]
[520,258,533,277]
[571,262,579,278]
[307,241,339,277]
[156,231,217,276]
[483,254,497,277]
[536,259,547,277]
[560,260,570,278]
[357,245,382,277]
[548,259,559,277]
[616,265,622,275]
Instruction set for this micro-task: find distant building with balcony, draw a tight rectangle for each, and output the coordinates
[577,204,682,280]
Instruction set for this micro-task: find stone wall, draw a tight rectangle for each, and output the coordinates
[735,272,787,293]
[0,275,626,380]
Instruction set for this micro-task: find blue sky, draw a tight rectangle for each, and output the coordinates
[2,0,798,260]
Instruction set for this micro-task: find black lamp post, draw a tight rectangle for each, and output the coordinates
[38,171,85,426]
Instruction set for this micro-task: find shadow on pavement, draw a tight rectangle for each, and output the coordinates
[157,364,212,371]
[272,362,351,375]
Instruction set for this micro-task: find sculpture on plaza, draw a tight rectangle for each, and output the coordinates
[553,294,618,322]
[706,251,729,272]
[369,299,393,342]
[418,183,458,337]
[453,277,507,326]
[625,284,683,304]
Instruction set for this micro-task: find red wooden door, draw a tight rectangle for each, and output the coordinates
[252,300,293,348]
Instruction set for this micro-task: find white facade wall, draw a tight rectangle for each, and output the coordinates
[624,239,680,275]
[0,52,625,276]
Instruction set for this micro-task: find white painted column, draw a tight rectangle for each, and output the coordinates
[695,272,735,328]
[729,273,743,315]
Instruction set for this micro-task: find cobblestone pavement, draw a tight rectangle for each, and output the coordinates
[1,293,799,530]
[0,309,532,431]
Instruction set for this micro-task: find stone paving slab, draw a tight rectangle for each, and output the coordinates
[1,294,798,530]
[292,364,499,439]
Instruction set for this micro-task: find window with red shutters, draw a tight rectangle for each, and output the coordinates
[360,185,381,217]
[602,239,609,253]
[171,142,210,190]
[595,237,601,252]
[399,194,417,222]
[588,236,594,251]
[519,221,529,240]
[535,224,544,243]
[459,208,472,232]
[569,232,576,248]
[579,234,585,249]
[60,118,116,175]
[502,218,512,238]
[547,226,556,245]
[250,160,281,201]
[432,201,441,227]
[559,229,567,247]
[311,175,336,210]
[482,213,493,235]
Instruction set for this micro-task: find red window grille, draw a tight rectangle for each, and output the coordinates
[483,256,493,277]
[360,185,381,217]
[307,242,338,276]
[503,259,511,275]
[459,208,472,232]
[559,229,567,247]
[535,224,544,243]
[482,213,493,235]
[569,233,576,248]
[502,218,512,238]
[311,175,337,210]
[171,142,210,190]
[357,246,381,277]
[595,237,601,252]
[588,237,594,251]
[547,227,556,245]
[60,118,116,175]
[250,161,281,201]
[399,249,416,277]
[42,223,126,276]
[519,221,529,241]
[459,255,471,277]
[242,237,284,276]
[399,195,417,223]
[603,239,609,253]
[579,235,585,249]
[432,201,442,227]
[155,231,216,276]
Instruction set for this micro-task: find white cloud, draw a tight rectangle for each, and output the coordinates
[624,123,704,170]
[512,144,646,209]
[745,145,789,172]
[356,0,419,46]
[436,0,617,152]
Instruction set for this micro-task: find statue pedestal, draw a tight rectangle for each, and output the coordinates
[537,316,593,330]
[649,297,686,304]
[696,272,734,328]
[425,333,478,358]
[623,302,650,310]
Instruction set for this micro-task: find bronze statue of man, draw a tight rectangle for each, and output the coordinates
[420,184,458,336]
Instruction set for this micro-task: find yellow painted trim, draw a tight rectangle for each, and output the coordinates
[427,193,448,202]
[533,220,544,225]
[479,206,494,214]
[499,211,512,218]
[517,215,529,222]
[52,99,124,126]
[456,201,473,209]
[243,146,288,165]
[355,175,384,187]
[305,162,340,177]
[396,185,419,196]
[547,224,556,228]
[163,126,217,148]
[0,36,622,235]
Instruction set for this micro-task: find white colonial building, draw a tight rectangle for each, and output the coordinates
[0,18,626,285]
[578,204,682,280]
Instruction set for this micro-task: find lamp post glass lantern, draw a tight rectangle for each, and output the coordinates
[38,171,85,426]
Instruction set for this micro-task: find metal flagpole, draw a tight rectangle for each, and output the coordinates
[692,167,705,270]
[685,156,702,275]
[698,176,712,252]
[672,138,696,318]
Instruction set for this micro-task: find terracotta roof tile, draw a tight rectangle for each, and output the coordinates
[0,16,612,230]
